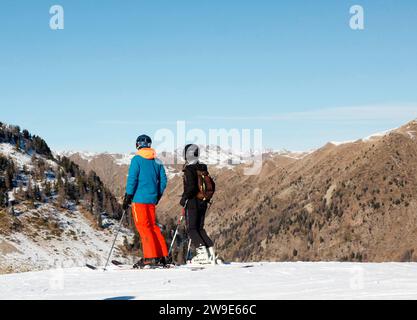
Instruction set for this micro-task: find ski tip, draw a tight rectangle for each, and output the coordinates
[86,264,98,270]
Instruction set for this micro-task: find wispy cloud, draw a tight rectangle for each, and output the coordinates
[197,104,417,122]
[97,120,203,126]
[97,120,178,126]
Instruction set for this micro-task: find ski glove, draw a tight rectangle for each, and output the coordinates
[156,194,162,206]
[180,197,187,208]
[123,194,133,210]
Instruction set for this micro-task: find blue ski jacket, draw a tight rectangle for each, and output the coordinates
[125,148,167,204]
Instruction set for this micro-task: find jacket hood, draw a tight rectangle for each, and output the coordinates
[136,148,156,160]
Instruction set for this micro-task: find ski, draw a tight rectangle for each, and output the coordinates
[112,260,175,270]
[111,260,208,271]
[180,263,255,270]
[111,260,124,267]
[86,260,253,271]
[178,265,206,271]
[86,264,98,270]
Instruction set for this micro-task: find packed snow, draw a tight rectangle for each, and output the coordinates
[1,262,417,300]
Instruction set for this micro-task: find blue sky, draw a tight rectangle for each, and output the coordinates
[1,0,417,152]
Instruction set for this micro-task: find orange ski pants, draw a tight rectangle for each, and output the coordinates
[131,203,168,259]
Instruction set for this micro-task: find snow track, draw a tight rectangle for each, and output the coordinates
[1,262,417,300]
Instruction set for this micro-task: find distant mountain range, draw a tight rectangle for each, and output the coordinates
[2,119,417,274]
[59,147,310,198]
[64,119,417,263]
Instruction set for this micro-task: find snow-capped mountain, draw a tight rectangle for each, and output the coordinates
[59,145,263,198]
[11,118,417,272]
[327,123,417,146]
[0,123,133,273]
[156,119,417,263]
[57,151,134,167]
[59,144,252,171]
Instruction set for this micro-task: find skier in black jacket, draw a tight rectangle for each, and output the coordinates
[180,144,216,265]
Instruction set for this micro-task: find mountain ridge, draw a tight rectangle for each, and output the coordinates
[4,119,417,271]
[155,119,417,262]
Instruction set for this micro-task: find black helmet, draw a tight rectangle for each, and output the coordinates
[184,144,200,163]
[136,135,152,149]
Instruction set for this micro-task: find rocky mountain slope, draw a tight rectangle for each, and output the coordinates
[157,120,417,263]
[201,120,417,262]
[61,119,417,263]
[58,152,132,199]
[0,123,133,273]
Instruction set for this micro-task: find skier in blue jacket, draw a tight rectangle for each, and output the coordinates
[123,135,168,268]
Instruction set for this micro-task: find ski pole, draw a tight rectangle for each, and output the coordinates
[186,238,192,263]
[206,200,213,216]
[104,209,126,271]
[168,200,188,256]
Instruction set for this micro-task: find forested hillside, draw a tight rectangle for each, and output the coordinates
[0,122,122,222]
[0,122,130,273]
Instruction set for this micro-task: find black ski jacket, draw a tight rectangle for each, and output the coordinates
[180,162,208,207]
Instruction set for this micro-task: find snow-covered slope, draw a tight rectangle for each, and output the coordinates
[0,143,33,168]
[0,203,132,274]
[1,124,130,274]
[1,262,417,300]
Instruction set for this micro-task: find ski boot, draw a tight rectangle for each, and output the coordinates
[190,246,211,265]
[133,258,159,269]
[208,247,217,265]
[156,256,174,269]
[208,247,225,265]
